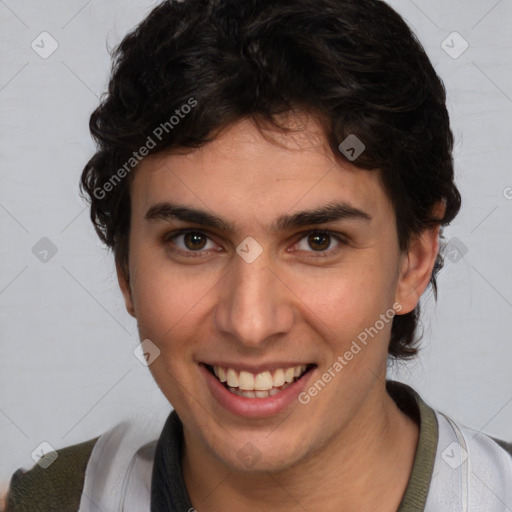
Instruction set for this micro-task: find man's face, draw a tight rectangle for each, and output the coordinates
[120,114,417,472]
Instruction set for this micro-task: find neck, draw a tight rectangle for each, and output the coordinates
[182,382,419,512]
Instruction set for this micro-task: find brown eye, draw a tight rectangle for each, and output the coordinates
[292,230,346,257]
[183,232,208,250]
[164,229,219,257]
[307,233,331,251]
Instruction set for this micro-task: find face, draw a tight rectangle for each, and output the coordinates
[119,113,436,473]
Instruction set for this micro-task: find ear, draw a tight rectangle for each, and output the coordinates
[395,202,446,314]
[116,261,136,318]
[394,226,440,314]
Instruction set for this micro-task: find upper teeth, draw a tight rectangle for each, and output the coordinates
[213,365,307,391]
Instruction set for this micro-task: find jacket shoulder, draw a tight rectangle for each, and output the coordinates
[5,437,99,512]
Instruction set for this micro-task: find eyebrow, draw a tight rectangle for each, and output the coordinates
[144,200,372,233]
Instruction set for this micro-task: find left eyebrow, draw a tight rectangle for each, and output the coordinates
[273,200,372,232]
[144,200,372,233]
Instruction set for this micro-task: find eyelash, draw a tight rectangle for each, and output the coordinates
[163,229,347,259]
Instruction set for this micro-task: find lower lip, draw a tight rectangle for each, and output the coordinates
[200,364,314,419]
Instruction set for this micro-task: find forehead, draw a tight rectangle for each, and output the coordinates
[130,114,392,227]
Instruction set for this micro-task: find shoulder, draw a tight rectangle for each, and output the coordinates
[389,382,512,510]
[437,411,512,474]
[4,436,99,512]
[426,411,512,510]
[4,414,166,512]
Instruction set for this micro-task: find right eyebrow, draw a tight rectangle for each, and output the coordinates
[145,202,235,232]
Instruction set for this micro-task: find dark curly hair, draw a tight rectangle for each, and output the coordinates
[80,0,461,359]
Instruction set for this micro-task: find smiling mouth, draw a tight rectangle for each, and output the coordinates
[204,363,314,398]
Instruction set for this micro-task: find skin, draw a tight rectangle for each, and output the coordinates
[118,112,442,511]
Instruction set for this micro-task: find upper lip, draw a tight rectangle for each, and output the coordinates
[201,362,315,373]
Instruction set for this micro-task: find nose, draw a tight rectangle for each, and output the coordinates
[214,250,295,349]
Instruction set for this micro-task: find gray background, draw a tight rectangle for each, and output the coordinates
[1,0,511,488]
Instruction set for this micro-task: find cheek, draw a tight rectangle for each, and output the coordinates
[303,261,394,321]
[129,265,207,399]
[128,248,220,346]
[132,276,198,344]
